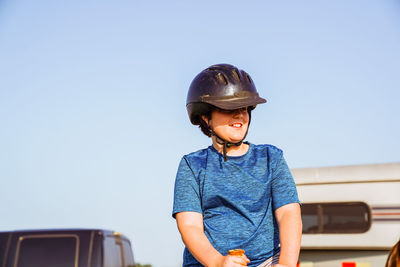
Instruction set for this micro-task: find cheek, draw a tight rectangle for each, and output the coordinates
[210,113,230,126]
[244,114,250,123]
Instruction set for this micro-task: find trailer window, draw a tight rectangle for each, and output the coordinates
[302,202,371,234]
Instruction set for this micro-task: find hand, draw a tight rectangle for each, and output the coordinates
[216,254,250,267]
[272,264,289,267]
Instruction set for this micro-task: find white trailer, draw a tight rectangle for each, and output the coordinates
[292,162,400,267]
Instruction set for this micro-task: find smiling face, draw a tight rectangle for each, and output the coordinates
[203,107,250,144]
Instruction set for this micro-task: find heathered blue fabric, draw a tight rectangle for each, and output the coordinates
[172,143,300,267]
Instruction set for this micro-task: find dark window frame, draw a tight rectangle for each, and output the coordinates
[301,202,372,234]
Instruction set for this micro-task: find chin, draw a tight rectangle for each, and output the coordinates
[214,128,247,143]
[227,135,246,143]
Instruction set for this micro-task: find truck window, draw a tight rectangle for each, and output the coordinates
[103,236,123,267]
[0,234,8,263]
[103,235,135,267]
[122,239,135,267]
[302,202,371,234]
[14,235,78,267]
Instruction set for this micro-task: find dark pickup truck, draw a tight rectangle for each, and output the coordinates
[0,229,135,267]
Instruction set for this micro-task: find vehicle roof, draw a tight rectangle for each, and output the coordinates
[291,162,400,185]
[0,228,128,239]
[0,228,107,233]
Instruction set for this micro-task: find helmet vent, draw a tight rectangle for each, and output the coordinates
[232,69,241,82]
[246,73,252,84]
[217,73,228,85]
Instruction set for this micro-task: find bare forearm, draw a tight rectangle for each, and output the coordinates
[176,212,250,267]
[275,204,302,267]
[179,225,223,267]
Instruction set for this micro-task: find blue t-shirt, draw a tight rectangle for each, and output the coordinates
[172,143,300,267]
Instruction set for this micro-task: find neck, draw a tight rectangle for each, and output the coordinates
[211,136,249,157]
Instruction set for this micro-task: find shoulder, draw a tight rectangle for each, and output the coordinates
[252,143,283,157]
[179,147,209,171]
[183,147,209,161]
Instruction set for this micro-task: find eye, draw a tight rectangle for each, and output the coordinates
[216,107,248,115]
[219,109,232,114]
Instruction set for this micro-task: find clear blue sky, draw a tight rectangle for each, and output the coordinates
[1,1,400,266]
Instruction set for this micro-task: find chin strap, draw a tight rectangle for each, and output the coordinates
[209,125,250,161]
[213,134,243,162]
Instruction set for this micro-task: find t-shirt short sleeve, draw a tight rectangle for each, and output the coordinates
[271,151,300,211]
[172,157,202,218]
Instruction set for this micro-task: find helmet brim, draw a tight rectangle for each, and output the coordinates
[204,95,267,110]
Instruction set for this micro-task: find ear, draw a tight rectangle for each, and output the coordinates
[201,115,209,124]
